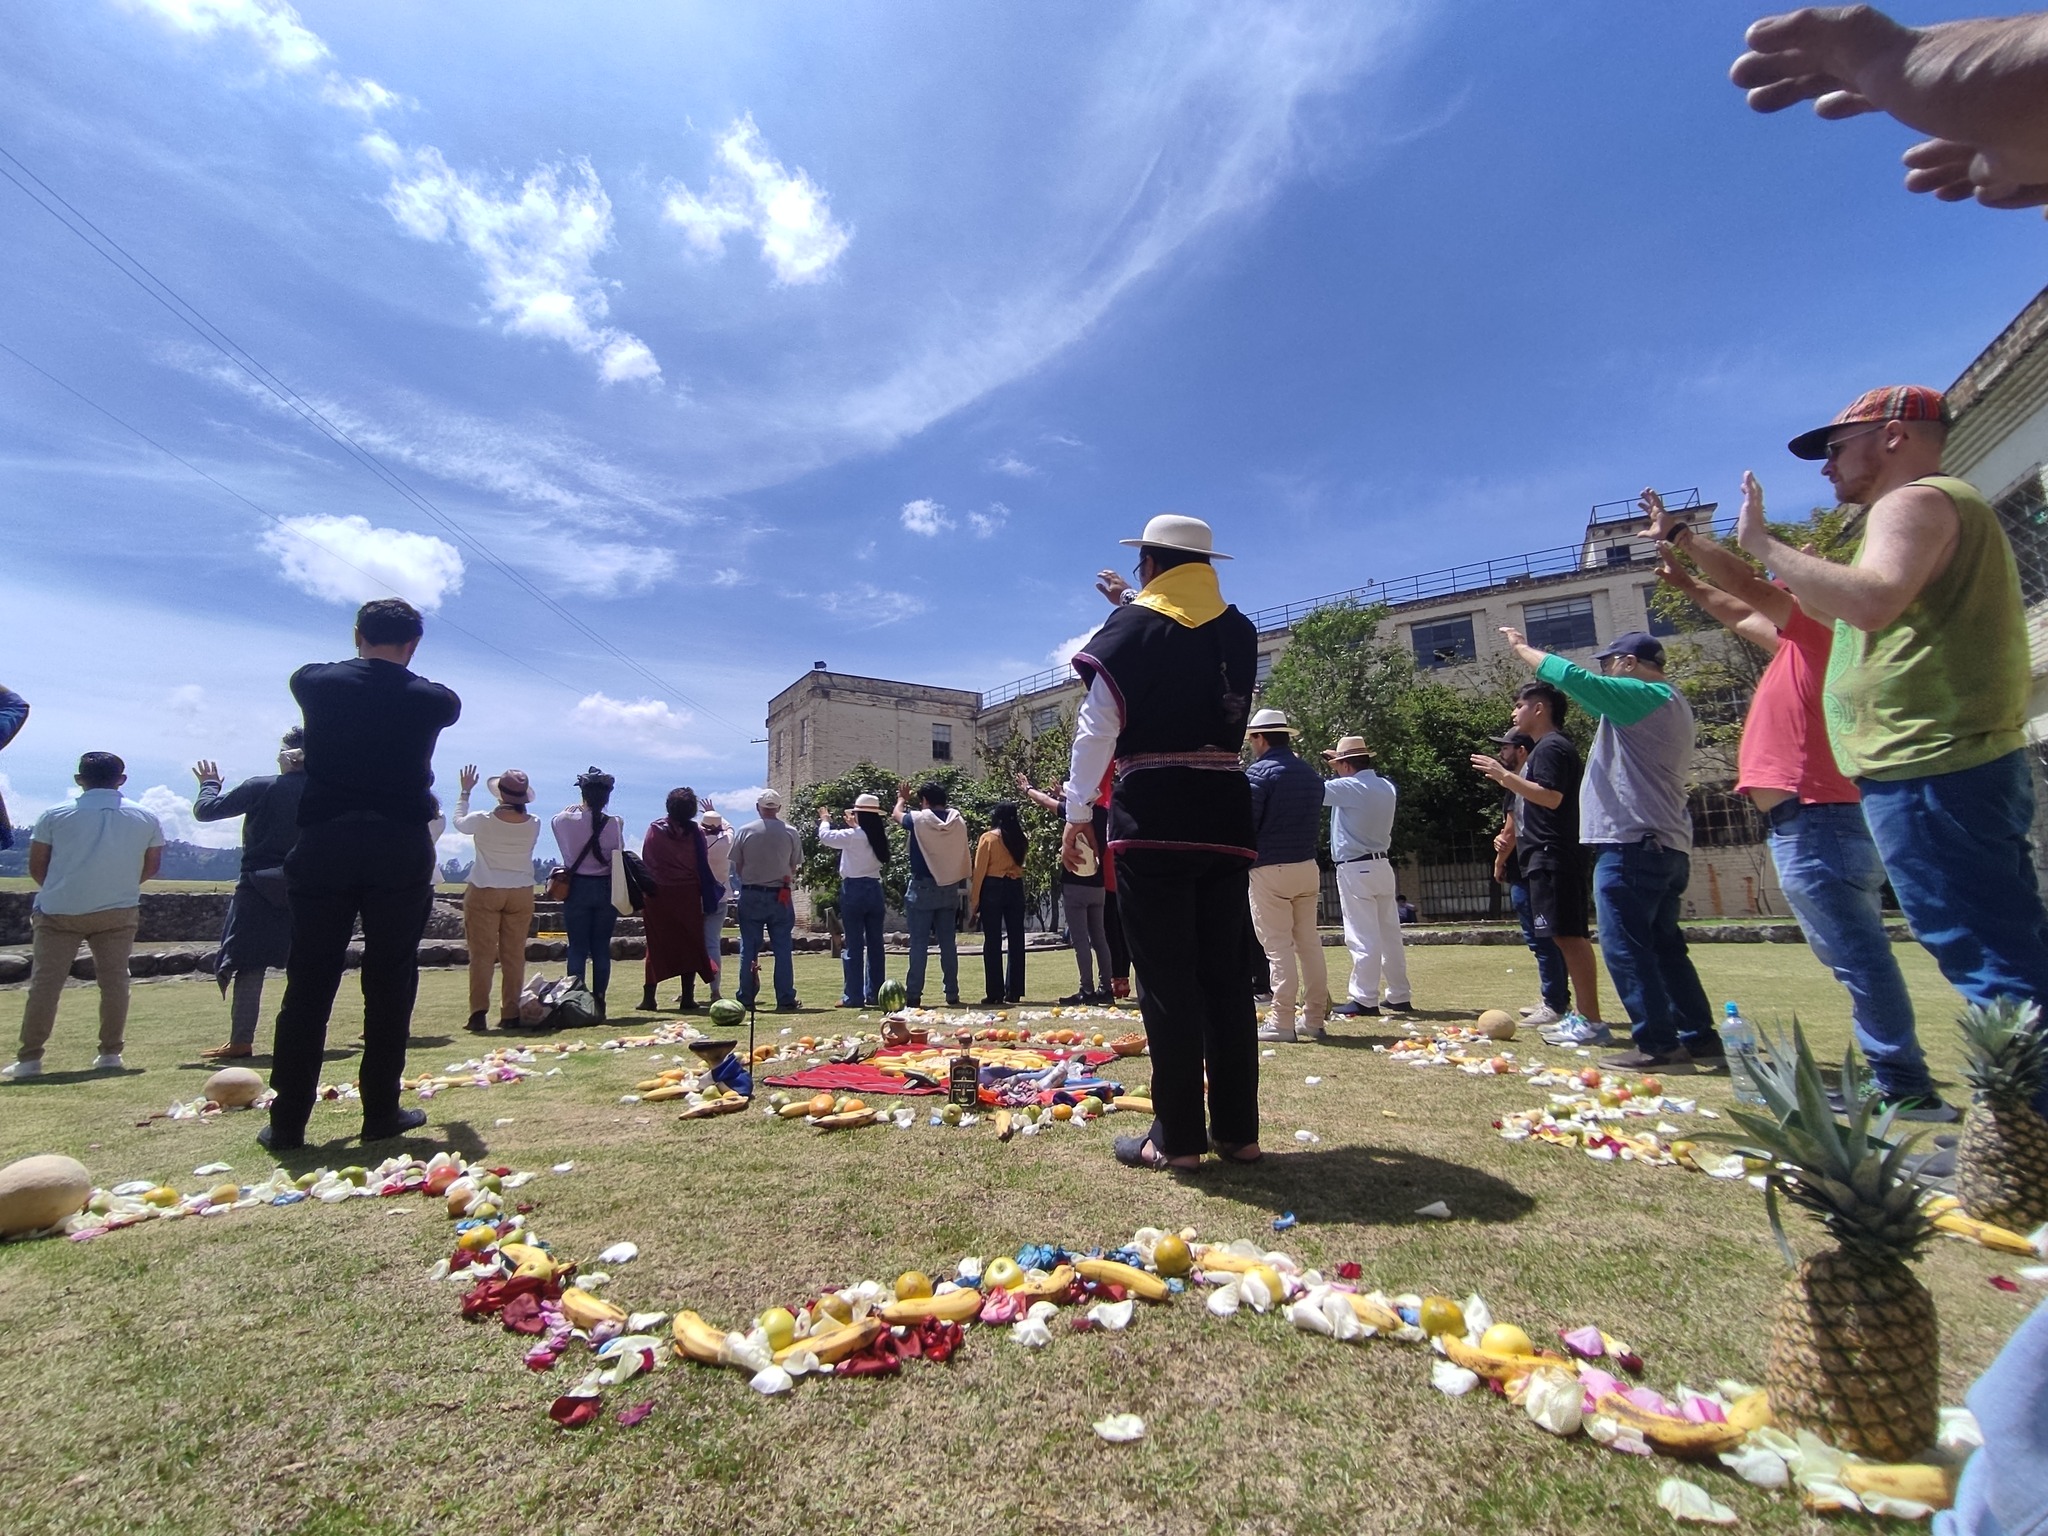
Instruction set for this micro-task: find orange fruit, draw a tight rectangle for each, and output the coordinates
[842,1098,867,1114]
[807,1092,836,1116]
[1051,1103,1073,1122]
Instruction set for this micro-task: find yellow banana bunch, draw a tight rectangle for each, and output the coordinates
[1440,1333,1577,1383]
[1191,1247,1262,1275]
[1076,1258,1170,1302]
[1012,1264,1077,1301]
[498,1241,561,1284]
[777,1101,812,1119]
[877,1288,984,1325]
[775,1315,884,1365]
[670,1310,731,1367]
[1841,1462,1956,1509]
[559,1287,628,1331]
[1589,1392,1747,1456]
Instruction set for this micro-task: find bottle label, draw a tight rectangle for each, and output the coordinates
[948,1055,980,1109]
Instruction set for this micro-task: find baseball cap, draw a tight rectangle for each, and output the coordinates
[757,788,784,808]
[1490,730,1537,752]
[1593,631,1666,667]
[1787,385,1950,461]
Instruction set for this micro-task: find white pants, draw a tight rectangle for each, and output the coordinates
[1249,860,1330,1028]
[1337,856,1410,1006]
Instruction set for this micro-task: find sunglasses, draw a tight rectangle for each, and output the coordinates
[1823,424,1885,460]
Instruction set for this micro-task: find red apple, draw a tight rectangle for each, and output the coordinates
[1578,1068,1603,1090]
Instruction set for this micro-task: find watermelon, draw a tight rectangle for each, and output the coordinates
[876,979,907,1012]
[707,999,746,1028]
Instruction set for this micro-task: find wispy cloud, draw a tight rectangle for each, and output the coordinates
[899,497,952,536]
[967,502,1008,538]
[811,584,926,626]
[121,0,329,71]
[321,75,404,117]
[1048,628,1096,667]
[364,136,660,385]
[989,452,1038,479]
[569,692,707,761]
[709,567,743,587]
[662,115,852,286]
[260,513,465,609]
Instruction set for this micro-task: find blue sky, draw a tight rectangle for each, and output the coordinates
[3,0,2043,850]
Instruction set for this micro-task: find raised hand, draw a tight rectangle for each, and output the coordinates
[1736,470,1770,556]
[459,764,480,794]
[193,759,220,785]
[1468,752,1506,784]
[1095,569,1131,607]
[1634,486,1685,545]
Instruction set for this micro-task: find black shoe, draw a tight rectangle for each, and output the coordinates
[638,986,659,1012]
[1057,991,1090,1006]
[678,988,699,1012]
[465,1010,490,1034]
[1382,1000,1417,1014]
[1686,1035,1727,1060]
[774,1001,801,1013]
[1601,1046,1693,1071]
[1830,1089,1960,1124]
[361,1107,429,1142]
[944,996,963,1007]
[977,995,1006,1007]
[257,1123,305,1153]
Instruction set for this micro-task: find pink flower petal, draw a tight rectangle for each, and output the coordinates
[1559,1325,1606,1359]
[1990,1275,2022,1293]
[616,1401,655,1427]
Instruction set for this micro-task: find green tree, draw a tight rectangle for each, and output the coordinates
[978,713,1077,929]
[790,762,985,915]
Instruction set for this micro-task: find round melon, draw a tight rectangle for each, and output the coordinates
[707,998,746,1028]
[875,979,908,1013]
[204,1066,266,1108]
[1476,1009,1517,1041]
[0,1154,93,1238]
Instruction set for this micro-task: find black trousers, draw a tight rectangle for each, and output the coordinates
[270,818,435,1135]
[1104,888,1130,982]
[1113,848,1259,1158]
[978,875,1026,1001]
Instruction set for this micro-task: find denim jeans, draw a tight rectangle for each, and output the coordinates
[736,885,797,1008]
[838,876,887,1005]
[562,873,617,1001]
[1508,880,1570,1013]
[1766,800,1930,1099]
[904,875,960,1003]
[1858,749,2048,1117]
[1593,840,1716,1055]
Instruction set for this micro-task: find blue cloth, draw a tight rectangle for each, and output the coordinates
[1508,879,1570,1012]
[30,789,165,915]
[1765,800,1929,1099]
[905,900,959,1003]
[1857,749,2048,1118]
[562,873,618,1000]
[1323,770,1396,861]
[1246,746,1327,866]
[0,686,27,751]
[1592,841,1717,1055]
[899,812,932,883]
[736,885,797,1008]
[1936,1297,2048,1536]
[838,875,887,1005]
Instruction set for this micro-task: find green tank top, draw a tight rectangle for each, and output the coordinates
[1823,475,2030,781]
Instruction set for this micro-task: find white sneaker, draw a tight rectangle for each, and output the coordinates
[1256,1019,1298,1044]
[1522,1005,1563,1028]
[91,1054,125,1071]
[1540,1014,1614,1047]
[1,1058,43,1081]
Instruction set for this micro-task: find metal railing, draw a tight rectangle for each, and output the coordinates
[1589,487,1700,524]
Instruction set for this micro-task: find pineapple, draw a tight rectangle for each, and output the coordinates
[1723,1022,1939,1463]
[1956,997,2048,1230]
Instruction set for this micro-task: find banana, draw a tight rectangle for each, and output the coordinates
[995,1109,1014,1142]
[775,1314,884,1365]
[1191,1248,1263,1275]
[777,1101,812,1119]
[1342,1292,1405,1333]
[1013,1264,1077,1302]
[1840,1463,1956,1509]
[679,1096,753,1120]
[498,1241,563,1284]
[1590,1393,1747,1457]
[670,1310,732,1367]
[1076,1258,1171,1302]
[1441,1333,1578,1382]
[877,1288,985,1325]
[560,1287,628,1331]
[1933,1209,2038,1254]
[1725,1391,1773,1434]
[641,1084,692,1102]
[1113,1095,1154,1114]
[812,1108,884,1131]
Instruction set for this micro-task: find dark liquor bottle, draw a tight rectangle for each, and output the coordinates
[948,1030,980,1110]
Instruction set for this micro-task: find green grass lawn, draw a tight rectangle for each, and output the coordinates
[0,941,2032,1536]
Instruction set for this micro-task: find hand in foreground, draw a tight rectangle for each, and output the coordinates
[193,759,220,785]
[459,764,480,794]
[1469,752,1507,784]
[1060,821,1094,874]
[1498,626,1543,669]
[1735,470,1770,556]
[1633,486,1688,545]
[1095,569,1131,607]
[1656,552,1700,594]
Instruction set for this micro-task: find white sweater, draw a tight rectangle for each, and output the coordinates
[455,794,542,889]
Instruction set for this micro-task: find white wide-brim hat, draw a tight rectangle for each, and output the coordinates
[1247,707,1291,734]
[1119,513,1231,560]
[850,793,883,811]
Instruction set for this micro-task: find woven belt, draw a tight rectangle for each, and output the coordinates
[1339,852,1387,863]
[1114,750,1246,778]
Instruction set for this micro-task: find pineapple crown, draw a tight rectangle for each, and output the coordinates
[1717,1019,1933,1270]
[1957,996,2048,1101]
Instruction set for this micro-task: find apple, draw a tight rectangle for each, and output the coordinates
[1578,1068,1603,1090]
[1639,1075,1663,1096]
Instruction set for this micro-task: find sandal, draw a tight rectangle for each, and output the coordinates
[199,1042,253,1061]
[1210,1139,1265,1165]
[1114,1121,1202,1171]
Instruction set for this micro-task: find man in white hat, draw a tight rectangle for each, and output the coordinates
[1243,707,1331,1043]
[1321,735,1413,1017]
[1065,514,1261,1171]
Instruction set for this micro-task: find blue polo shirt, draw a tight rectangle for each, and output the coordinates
[31,789,164,915]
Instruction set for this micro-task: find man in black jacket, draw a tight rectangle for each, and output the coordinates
[263,599,460,1152]
[193,728,307,1061]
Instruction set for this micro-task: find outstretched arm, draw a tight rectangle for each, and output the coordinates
[1736,477,1958,632]
[1638,480,1794,641]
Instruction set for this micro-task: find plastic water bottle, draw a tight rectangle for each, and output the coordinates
[1720,1001,1767,1107]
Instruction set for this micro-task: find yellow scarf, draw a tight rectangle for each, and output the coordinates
[1131,562,1226,628]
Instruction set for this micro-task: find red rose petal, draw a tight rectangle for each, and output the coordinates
[548,1394,601,1428]
[1989,1275,2022,1293]
[1336,1262,1362,1281]
[616,1401,655,1426]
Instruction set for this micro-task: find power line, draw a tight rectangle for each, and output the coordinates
[0,140,741,733]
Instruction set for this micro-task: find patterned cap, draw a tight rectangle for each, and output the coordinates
[1787,385,1950,460]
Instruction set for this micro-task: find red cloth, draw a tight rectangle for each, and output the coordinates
[763,1062,941,1096]
[1735,607,1860,804]
[642,819,715,986]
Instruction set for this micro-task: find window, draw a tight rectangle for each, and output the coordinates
[985,720,1012,751]
[1993,467,2048,607]
[1524,595,1597,652]
[1031,705,1061,734]
[1642,583,1679,637]
[1255,652,1276,686]
[798,718,810,758]
[931,722,952,762]
[773,730,784,776]
[1603,543,1634,567]
[1409,614,1476,670]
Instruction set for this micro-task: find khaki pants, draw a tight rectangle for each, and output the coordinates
[464,885,536,1019]
[18,907,138,1063]
[1249,860,1330,1029]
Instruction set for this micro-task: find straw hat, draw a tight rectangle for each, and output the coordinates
[850,793,883,812]
[488,769,532,805]
[1247,708,1292,735]
[1118,513,1231,560]
[1323,735,1374,762]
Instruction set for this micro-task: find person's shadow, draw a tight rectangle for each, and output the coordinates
[1200,1143,1534,1229]
[243,1117,493,1169]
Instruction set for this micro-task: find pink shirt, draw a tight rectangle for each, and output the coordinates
[1735,607,1860,805]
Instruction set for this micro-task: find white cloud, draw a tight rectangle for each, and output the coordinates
[260,513,466,610]
[899,498,952,536]
[661,115,852,286]
[704,786,773,818]
[569,692,708,762]
[134,784,242,849]
[812,584,925,627]
[967,502,1008,539]
[709,567,743,587]
[990,453,1038,479]
[363,134,661,385]
[1049,629,1097,667]
[121,0,330,71]
[321,74,403,116]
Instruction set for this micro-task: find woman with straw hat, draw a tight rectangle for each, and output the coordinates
[817,792,892,1007]
[454,765,541,1033]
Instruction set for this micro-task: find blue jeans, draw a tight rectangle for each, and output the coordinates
[904,877,960,1003]
[563,873,618,1001]
[736,886,797,1008]
[1767,800,1930,1099]
[1593,841,1716,1055]
[1859,749,2048,1118]
[838,876,887,1005]
[1508,879,1570,1012]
